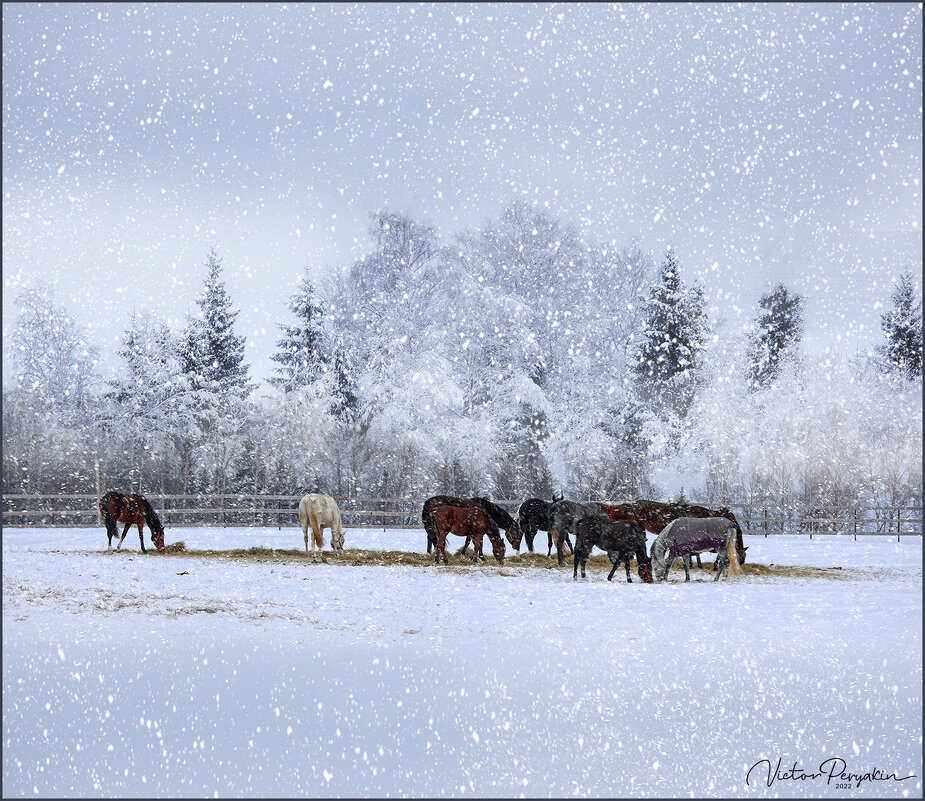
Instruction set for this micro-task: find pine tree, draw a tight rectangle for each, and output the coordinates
[632,249,709,416]
[269,269,329,392]
[880,271,923,380]
[746,283,805,390]
[181,248,253,399]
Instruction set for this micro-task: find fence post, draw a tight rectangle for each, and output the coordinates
[166,496,171,528]
[897,508,901,543]
[763,507,768,537]
[278,500,281,531]
[222,496,226,528]
[853,507,857,541]
[50,498,54,526]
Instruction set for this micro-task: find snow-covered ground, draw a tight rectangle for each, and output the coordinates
[3,527,922,798]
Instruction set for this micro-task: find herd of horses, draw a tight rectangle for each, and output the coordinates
[419,494,746,582]
[97,490,747,582]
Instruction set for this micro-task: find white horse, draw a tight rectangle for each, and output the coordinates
[298,493,345,560]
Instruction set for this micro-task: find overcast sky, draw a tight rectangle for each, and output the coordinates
[3,3,921,385]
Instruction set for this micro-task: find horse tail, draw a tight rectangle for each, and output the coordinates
[422,500,438,548]
[726,530,743,576]
[99,494,118,536]
[309,506,324,549]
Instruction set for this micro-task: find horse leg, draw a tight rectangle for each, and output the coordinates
[606,552,620,581]
[573,544,580,580]
[525,526,536,553]
[117,523,130,551]
[138,522,147,554]
[624,555,632,583]
[695,553,702,569]
[682,555,691,582]
[662,557,674,581]
[547,528,554,558]
[456,536,471,556]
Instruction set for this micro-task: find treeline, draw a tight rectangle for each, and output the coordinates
[3,202,922,513]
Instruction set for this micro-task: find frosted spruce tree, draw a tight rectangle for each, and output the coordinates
[269,268,329,392]
[180,249,252,398]
[632,249,708,417]
[880,271,922,380]
[746,283,805,390]
[179,249,254,492]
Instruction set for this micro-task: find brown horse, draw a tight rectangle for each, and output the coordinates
[98,491,166,553]
[603,500,747,565]
[421,495,519,555]
[431,505,505,566]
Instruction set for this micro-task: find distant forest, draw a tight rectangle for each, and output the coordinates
[4,202,922,512]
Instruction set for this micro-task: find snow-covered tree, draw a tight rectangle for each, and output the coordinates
[102,313,191,493]
[180,248,253,400]
[880,271,922,380]
[11,286,99,419]
[632,249,709,417]
[269,269,329,392]
[178,249,254,492]
[746,282,805,390]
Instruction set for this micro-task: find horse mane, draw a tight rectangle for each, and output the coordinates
[139,496,163,533]
[473,497,514,529]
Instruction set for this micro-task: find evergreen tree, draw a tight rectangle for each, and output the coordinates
[632,249,709,416]
[178,248,254,493]
[181,248,253,399]
[269,269,329,392]
[746,283,805,390]
[880,271,923,380]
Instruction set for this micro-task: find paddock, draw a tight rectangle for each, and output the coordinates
[2,527,921,797]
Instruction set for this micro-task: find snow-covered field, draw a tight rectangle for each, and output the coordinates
[3,527,922,798]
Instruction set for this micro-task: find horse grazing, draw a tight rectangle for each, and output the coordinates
[573,518,653,583]
[615,500,747,567]
[98,491,166,554]
[298,493,345,561]
[421,496,518,556]
[548,500,611,566]
[650,517,743,582]
[430,505,505,566]
[513,496,561,553]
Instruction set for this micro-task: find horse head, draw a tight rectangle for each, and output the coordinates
[151,526,166,551]
[505,521,523,552]
[490,535,506,565]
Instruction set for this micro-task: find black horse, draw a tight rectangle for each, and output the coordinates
[512,495,562,553]
[573,517,653,582]
[421,495,517,556]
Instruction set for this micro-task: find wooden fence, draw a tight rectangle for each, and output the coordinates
[1,494,921,540]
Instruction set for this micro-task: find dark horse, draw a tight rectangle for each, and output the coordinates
[549,500,612,566]
[422,496,518,556]
[573,518,653,583]
[511,495,562,553]
[98,491,166,553]
[431,505,506,566]
[604,500,747,567]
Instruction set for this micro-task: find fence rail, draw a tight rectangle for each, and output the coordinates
[1,494,921,539]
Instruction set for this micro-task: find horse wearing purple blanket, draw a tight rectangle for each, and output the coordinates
[650,517,743,582]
